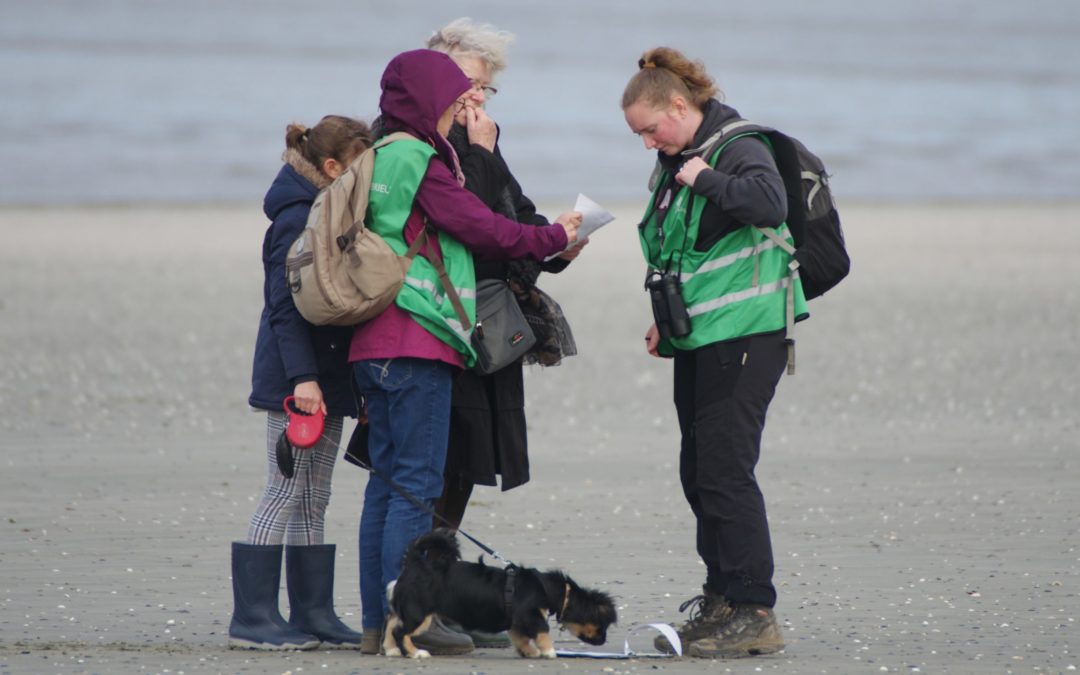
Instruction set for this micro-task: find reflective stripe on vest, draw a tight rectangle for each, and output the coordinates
[368,138,478,365]
[638,136,807,355]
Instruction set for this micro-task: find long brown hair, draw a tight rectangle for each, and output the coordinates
[621,47,720,111]
[285,115,372,173]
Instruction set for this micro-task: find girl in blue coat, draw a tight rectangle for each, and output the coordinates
[230,116,370,650]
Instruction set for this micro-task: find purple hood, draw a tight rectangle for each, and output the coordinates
[379,49,470,143]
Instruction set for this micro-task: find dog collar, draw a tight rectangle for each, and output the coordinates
[557,583,570,621]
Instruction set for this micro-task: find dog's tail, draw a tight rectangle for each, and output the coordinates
[403,528,461,572]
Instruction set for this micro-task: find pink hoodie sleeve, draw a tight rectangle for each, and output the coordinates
[414,159,568,260]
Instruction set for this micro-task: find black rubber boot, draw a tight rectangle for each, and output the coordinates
[285,544,363,649]
[229,542,320,650]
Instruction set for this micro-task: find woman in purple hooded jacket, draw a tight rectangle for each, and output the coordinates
[350,49,580,654]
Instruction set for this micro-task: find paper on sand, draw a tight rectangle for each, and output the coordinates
[554,622,682,659]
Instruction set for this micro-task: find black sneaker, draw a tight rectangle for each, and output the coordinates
[687,604,785,658]
[654,586,733,654]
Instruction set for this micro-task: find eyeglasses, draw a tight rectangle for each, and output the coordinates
[454,99,468,113]
[468,79,498,97]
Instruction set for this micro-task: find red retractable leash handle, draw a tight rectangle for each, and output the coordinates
[276,396,326,479]
[283,395,325,448]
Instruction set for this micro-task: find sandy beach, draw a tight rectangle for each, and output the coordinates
[0,201,1076,674]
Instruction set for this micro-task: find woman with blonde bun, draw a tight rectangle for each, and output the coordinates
[623,47,806,659]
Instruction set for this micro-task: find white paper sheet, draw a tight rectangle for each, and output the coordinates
[573,192,615,241]
[545,193,615,261]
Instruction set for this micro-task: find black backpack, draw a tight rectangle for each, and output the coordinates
[702,120,850,300]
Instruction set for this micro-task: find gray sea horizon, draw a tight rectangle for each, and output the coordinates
[3,0,1079,206]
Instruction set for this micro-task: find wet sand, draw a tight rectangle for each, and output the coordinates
[0,202,1077,673]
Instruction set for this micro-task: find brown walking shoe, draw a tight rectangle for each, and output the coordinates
[687,604,785,658]
[654,586,734,654]
[359,629,382,655]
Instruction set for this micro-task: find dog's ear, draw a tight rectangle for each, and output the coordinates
[598,593,618,625]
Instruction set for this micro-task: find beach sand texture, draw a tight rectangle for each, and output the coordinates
[0,202,1077,673]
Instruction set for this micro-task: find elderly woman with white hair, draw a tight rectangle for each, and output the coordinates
[428,17,587,644]
[425,18,584,527]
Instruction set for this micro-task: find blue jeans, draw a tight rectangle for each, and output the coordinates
[353,357,453,630]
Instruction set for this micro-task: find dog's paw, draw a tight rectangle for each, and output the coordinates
[411,649,431,659]
[540,648,557,659]
[384,647,402,657]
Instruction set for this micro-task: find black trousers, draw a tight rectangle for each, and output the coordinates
[672,331,788,608]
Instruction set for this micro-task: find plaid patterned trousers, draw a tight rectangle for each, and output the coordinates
[247,411,344,546]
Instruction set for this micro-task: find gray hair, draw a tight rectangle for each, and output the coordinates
[425,17,514,75]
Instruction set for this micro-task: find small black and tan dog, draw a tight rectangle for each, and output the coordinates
[383,529,617,659]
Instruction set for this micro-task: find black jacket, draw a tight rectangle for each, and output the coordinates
[443,123,561,490]
[654,100,787,252]
[447,124,569,283]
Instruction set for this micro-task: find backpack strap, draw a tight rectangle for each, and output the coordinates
[691,119,801,374]
[694,118,799,374]
[414,220,472,332]
[330,132,472,332]
[338,132,421,258]
[648,119,764,191]
[687,119,765,159]
[760,228,800,375]
[368,134,471,332]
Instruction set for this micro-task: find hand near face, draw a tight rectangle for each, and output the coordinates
[675,156,710,188]
[465,106,497,152]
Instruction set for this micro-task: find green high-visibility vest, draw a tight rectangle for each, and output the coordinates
[639,135,808,356]
[368,138,478,366]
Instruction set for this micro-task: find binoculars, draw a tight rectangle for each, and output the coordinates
[646,271,691,340]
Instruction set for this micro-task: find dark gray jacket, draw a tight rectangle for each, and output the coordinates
[655,100,787,252]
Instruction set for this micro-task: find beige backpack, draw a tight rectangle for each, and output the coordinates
[285,132,426,326]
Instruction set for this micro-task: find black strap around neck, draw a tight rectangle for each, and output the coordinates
[503,566,518,619]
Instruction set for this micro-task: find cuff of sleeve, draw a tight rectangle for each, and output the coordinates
[291,374,318,386]
[469,143,497,157]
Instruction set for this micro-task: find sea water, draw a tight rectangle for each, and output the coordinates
[2,0,1078,205]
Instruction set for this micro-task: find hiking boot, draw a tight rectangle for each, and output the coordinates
[654,586,733,654]
[687,604,785,658]
[411,616,474,655]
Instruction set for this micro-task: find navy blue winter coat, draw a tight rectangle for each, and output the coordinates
[248,160,357,417]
